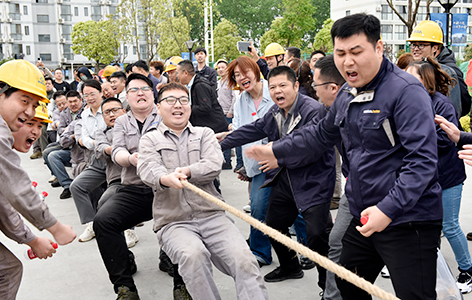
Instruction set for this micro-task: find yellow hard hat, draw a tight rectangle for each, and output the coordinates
[215,58,228,69]
[164,56,184,72]
[102,65,117,78]
[264,43,285,58]
[407,20,443,44]
[0,59,49,103]
[35,101,52,123]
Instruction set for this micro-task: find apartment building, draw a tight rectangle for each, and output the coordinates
[331,0,472,59]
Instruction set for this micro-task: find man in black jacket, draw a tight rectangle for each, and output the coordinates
[176,60,227,134]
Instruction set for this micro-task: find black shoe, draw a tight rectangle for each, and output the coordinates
[264,266,304,282]
[159,249,174,277]
[129,252,137,275]
[300,255,316,270]
[59,188,71,199]
[467,232,472,241]
[233,164,243,173]
[51,179,61,188]
[116,286,139,300]
[222,162,232,170]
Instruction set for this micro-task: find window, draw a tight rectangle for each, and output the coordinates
[91,6,101,21]
[84,7,88,16]
[61,5,71,14]
[23,5,28,15]
[12,44,23,55]
[9,3,21,20]
[395,25,406,40]
[37,15,49,23]
[133,46,136,55]
[140,44,147,60]
[10,24,21,40]
[109,6,116,15]
[39,53,52,61]
[63,44,73,60]
[62,25,72,40]
[36,0,48,3]
[381,5,392,20]
[38,34,50,42]
[74,7,78,16]
[346,10,350,16]
[395,5,406,20]
[26,45,31,55]
[417,6,426,21]
[381,24,393,40]
[431,6,441,13]
[24,26,29,35]
[124,45,128,55]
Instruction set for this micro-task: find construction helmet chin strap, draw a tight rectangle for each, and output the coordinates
[0,84,10,96]
[276,55,284,66]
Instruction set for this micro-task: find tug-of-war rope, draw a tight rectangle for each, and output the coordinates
[181,180,400,300]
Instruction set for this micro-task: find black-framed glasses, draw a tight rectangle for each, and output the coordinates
[159,96,190,105]
[127,86,153,93]
[312,82,337,90]
[103,107,122,116]
[410,43,431,50]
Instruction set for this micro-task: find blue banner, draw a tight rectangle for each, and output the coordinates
[181,52,190,60]
[430,13,447,38]
[452,13,468,46]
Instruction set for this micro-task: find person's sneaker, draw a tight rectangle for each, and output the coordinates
[48,175,57,183]
[78,222,95,242]
[380,265,390,278]
[243,204,251,213]
[116,286,139,300]
[264,266,304,282]
[300,255,316,270]
[159,250,174,277]
[125,229,139,248]
[233,164,243,173]
[51,179,61,188]
[59,188,71,199]
[467,232,472,241]
[173,284,192,300]
[457,269,472,294]
[222,162,232,170]
[30,150,42,159]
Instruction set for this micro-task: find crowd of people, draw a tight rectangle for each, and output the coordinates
[2,12,472,300]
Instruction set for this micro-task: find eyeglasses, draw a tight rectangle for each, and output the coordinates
[103,107,122,116]
[127,86,153,93]
[83,92,98,99]
[410,43,431,50]
[312,82,337,90]
[159,96,190,105]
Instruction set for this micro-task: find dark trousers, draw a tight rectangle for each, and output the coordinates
[337,218,442,300]
[265,170,331,290]
[93,185,154,293]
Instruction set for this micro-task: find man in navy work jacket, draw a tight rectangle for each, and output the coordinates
[218,66,335,292]
[246,13,442,300]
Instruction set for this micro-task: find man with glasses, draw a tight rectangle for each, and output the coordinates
[138,82,268,300]
[93,73,162,300]
[408,20,470,117]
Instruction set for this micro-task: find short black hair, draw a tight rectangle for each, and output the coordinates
[331,13,381,48]
[44,77,53,83]
[133,60,149,72]
[109,71,127,81]
[53,90,66,100]
[310,50,326,59]
[112,62,120,67]
[267,66,297,86]
[177,60,195,75]
[82,79,102,92]
[101,97,123,108]
[54,68,63,73]
[194,47,206,55]
[314,55,346,86]
[125,73,153,89]
[125,64,133,74]
[286,47,301,59]
[157,82,189,103]
[66,90,81,100]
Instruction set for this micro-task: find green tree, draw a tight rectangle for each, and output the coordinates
[313,18,334,53]
[260,18,290,51]
[464,43,472,61]
[71,20,119,69]
[277,0,317,48]
[113,0,141,60]
[157,15,191,59]
[213,19,241,60]
[174,0,205,42]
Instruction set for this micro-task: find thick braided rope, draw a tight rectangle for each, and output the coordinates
[181,180,400,300]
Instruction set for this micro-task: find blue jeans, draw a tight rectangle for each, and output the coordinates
[48,149,72,189]
[292,214,308,245]
[442,183,472,271]
[43,142,62,175]
[223,116,243,167]
[250,172,272,264]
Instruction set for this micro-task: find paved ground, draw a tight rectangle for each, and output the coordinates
[4,151,472,300]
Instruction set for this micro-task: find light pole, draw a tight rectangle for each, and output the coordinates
[185,40,196,62]
[438,0,459,47]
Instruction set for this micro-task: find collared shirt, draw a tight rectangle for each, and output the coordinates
[186,75,196,104]
[81,106,107,150]
[277,95,299,138]
[217,79,237,114]
[233,79,272,178]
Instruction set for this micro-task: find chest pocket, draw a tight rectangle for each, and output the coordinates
[360,115,396,152]
[124,128,139,154]
[155,143,179,170]
[188,140,202,164]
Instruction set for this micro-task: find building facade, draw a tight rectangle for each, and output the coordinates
[331,0,472,60]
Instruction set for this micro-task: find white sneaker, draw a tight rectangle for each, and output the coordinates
[125,229,139,248]
[48,175,57,183]
[243,204,251,213]
[78,222,95,242]
[380,265,390,278]
[457,270,472,294]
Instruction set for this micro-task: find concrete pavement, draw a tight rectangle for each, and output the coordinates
[4,151,472,300]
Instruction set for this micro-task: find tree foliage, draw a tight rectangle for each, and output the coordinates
[157,16,191,60]
[312,18,333,53]
[173,0,205,42]
[260,18,292,51]
[213,19,242,61]
[277,0,317,48]
[71,20,119,68]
